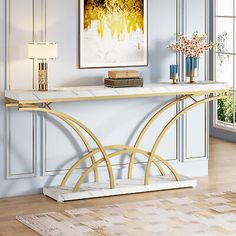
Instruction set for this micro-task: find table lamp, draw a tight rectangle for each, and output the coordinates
[28,42,58,91]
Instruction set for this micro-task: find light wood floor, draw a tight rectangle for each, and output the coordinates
[0,138,236,236]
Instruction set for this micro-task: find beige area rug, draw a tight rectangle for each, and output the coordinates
[17,192,236,236]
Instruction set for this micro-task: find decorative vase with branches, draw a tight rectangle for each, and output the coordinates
[168,32,214,83]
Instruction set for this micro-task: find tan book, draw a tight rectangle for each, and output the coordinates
[108,70,140,79]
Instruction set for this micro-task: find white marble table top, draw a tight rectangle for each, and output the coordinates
[5,81,230,104]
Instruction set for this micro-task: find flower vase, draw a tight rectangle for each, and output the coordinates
[186,56,199,83]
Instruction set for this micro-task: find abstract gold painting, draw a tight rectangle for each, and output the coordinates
[79,0,148,68]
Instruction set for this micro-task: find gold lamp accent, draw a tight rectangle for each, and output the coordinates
[28,42,58,91]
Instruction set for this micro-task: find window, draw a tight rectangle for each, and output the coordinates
[214,0,236,129]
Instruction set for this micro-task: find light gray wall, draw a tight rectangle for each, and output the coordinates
[0,0,209,198]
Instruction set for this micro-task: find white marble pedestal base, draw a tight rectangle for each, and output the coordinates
[43,175,197,202]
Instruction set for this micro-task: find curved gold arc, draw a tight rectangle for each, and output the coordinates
[74,158,104,192]
[19,106,115,189]
[61,145,122,187]
[144,94,228,185]
[61,145,167,187]
[73,147,180,192]
[128,95,191,179]
[54,114,99,183]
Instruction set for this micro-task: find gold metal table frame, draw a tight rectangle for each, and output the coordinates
[5,89,229,202]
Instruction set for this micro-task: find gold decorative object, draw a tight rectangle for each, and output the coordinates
[28,42,58,91]
[105,70,143,88]
[108,70,140,79]
[104,78,143,88]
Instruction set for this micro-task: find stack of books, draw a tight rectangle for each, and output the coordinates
[104,70,143,88]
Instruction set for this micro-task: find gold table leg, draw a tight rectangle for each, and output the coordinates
[72,146,180,192]
[19,106,115,189]
[18,93,228,193]
[53,114,99,182]
[128,95,191,179]
[144,94,228,185]
[60,144,180,188]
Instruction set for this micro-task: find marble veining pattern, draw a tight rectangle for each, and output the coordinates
[43,175,197,202]
[5,82,230,103]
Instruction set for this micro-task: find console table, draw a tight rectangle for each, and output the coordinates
[5,82,230,202]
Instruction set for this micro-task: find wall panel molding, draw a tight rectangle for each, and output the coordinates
[3,0,209,181]
[185,0,209,160]
[5,0,36,179]
[41,0,180,176]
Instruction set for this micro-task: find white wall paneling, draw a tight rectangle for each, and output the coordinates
[0,0,6,193]
[185,0,209,159]
[42,0,178,176]
[0,0,209,197]
[5,0,36,179]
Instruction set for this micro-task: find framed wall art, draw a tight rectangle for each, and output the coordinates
[79,0,148,69]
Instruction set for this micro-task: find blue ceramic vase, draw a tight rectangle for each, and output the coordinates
[186,57,199,83]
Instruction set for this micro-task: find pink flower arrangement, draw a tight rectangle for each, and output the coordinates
[168,32,214,58]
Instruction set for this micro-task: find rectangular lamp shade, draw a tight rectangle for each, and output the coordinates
[28,42,58,59]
